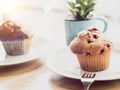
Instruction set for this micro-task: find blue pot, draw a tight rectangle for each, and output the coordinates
[65,17,108,45]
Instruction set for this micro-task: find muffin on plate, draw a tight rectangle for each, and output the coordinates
[0,20,33,56]
[70,28,113,72]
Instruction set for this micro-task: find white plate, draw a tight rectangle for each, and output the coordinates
[0,37,47,66]
[46,47,120,81]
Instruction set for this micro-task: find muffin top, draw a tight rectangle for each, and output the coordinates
[70,28,113,56]
[0,20,29,41]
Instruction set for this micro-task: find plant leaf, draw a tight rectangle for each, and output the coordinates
[68,2,75,9]
[88,0,96,4]
[85,8,94,15]
[79,9,84,16]
[87,0,96,7]
[72,8,79,12]
[85,3,95,11]
[76,0,79,3]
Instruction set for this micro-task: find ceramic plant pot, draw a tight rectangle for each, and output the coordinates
[65,17,108,45]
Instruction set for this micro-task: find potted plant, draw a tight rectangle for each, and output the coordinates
[65,0,108,45]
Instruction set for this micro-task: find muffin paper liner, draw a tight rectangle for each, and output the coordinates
[2,38,31,56]
[76,51,111,72]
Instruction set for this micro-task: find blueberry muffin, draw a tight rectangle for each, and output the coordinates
[70,28,113,72]
[0,20,33,56]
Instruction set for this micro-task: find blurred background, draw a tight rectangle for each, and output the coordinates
[0,0,120,50]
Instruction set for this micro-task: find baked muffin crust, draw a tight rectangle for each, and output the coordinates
[70,28,112,55]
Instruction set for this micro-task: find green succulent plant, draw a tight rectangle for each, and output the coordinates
[68,0,96,20]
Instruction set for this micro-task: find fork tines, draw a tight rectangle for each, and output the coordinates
[82,73,96,78]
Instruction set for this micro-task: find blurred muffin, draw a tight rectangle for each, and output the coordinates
[70,28,113,72]
[0,20,33,56]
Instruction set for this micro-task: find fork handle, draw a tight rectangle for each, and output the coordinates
[83,82,92,90]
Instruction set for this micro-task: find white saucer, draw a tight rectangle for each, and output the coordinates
[0,37,47,66]
[46,47,120,81]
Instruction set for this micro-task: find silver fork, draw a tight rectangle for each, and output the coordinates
[81,73,96,90]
